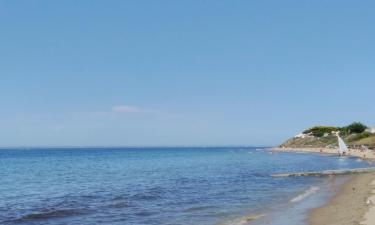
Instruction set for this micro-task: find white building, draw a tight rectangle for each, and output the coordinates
[366,127,375,134]
[295,133,309,138]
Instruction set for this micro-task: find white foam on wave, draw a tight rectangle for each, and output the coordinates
[290,186,320,203]
[219,214,266,225]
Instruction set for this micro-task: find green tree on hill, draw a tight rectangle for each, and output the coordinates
[303,126,339,137]
[341,122,367,134]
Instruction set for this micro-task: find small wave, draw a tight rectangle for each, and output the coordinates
[13,209,84,222]
[219,214,266,225]
[290,186,319,203]
[131,187,165,201]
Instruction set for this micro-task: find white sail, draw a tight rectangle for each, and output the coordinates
[337,135,348,154]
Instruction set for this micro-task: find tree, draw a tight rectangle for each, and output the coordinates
[303,126,339,137]
[344,122,368,134]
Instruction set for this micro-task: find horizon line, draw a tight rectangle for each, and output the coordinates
[0,145,272,149]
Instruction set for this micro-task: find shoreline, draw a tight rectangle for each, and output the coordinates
[271,147,375,160]
[272,147,375,225]
[309,172,375,225]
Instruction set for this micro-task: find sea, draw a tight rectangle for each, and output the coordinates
[0,147,373,225]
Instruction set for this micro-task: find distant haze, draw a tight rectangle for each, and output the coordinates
[0,1,374,147]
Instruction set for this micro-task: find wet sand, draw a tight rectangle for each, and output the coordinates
[309,172,375,225]
[272,147,375,225]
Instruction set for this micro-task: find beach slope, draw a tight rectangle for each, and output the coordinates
[309,172,375,225]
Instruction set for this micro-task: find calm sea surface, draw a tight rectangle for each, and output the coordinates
[0,147,372,225]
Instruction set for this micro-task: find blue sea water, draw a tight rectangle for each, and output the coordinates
[0,147,372,225]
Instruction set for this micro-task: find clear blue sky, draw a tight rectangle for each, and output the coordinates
[1,1,374,147]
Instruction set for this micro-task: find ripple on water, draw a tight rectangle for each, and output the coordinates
[130,187,166,201]
[8,209,87,223]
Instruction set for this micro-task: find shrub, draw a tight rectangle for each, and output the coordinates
[303,126,339,137]
[347,132,372,142]
[342,122,368,134]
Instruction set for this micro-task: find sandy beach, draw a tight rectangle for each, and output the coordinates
[272,147,375,160]
[309,172,375,225]
[272,147,375,225]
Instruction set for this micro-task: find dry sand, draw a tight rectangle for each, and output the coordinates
[309,172,375,225]
[361,179,375,225]
[272,147,375,160]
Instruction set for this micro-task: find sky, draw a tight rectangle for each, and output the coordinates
[0,1,375,147]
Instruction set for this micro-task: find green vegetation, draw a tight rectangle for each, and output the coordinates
[303,126,339,137]
[347,132,372,142]
[340,122,368,135]
[281,122,375,149]
[302,122,368,138]
[354,136,375,149]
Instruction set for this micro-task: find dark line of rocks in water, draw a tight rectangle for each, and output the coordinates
[272,167,375,177]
